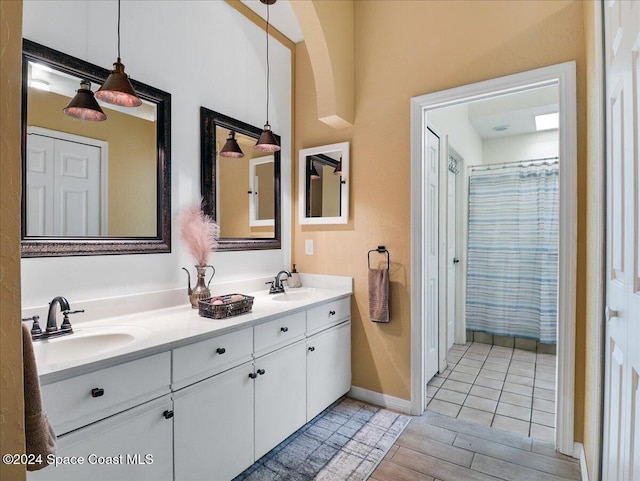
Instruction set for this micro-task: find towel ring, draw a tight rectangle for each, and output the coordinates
[368,246,390,270]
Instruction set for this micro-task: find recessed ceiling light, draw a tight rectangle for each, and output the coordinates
[535,112,559,131]
[492,125,509,132]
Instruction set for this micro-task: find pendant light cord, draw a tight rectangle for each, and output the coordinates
[265,2,270,124]
[117,0,121,60]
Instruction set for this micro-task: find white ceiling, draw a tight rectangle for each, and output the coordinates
[240,0,303,43]
[467,85,559,139]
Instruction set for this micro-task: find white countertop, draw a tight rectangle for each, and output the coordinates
[33,285,352,384]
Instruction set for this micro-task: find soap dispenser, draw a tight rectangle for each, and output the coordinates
[288,264,302,288]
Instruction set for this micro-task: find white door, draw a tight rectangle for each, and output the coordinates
[446,152,459,349]
[425,127,440,383]
[54,138,102,236]
[603,1,640,480]
[25,133,55,236]
[26,133,103,236]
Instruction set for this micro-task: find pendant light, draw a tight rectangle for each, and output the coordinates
[220,131,245,158]
[95,0,142,107]
[333,156,343,176]
[310,164,321,180]
[255,0,281,152]
[63,80,107,121]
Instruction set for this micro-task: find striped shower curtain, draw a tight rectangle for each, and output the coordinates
[465,162,559,344]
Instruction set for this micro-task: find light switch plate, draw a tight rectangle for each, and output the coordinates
[305,239,314,255]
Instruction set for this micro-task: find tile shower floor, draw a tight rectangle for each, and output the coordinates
[426,341,556,442]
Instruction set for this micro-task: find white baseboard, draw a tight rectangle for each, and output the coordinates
[574,442,589,481]
[348,386,412,414]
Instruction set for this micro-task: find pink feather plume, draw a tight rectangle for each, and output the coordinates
[180,203,219,266]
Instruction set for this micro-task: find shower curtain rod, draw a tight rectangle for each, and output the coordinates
[469,156,559,171]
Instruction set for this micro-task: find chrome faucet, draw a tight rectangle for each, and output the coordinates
[266,270,291,294]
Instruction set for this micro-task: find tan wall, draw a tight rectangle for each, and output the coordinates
[294,0,587,440]
[256,162,275,221]
[290,0,354,128]
[219,154,250,238]
[27,89,157,236]
[0,1,26,479]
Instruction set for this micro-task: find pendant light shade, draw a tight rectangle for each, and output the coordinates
[333,157,343,176]
[310,164,321,180]
[255,123,280,152]
[95,58,142,107]
[220,131,245,158]
[94,0,142,107]
[255,0,281,152]
[63,80,107,121]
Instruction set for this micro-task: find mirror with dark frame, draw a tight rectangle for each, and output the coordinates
[200,108,281,251]
[21,39,171,257]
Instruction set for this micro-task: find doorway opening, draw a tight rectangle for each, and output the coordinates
[410,62,577,456]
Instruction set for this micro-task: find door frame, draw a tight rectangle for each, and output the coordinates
[409,61,577,456]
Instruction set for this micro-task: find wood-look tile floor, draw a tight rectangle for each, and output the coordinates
[368,410,581,481]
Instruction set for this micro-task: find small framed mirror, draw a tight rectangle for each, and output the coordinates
[200,108,281,251]
[299,142,349,225]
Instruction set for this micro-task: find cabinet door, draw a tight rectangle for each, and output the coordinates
[254,340,307,460]
[307,320,351,421]
[173,362,255,481]
[27,395,173,481]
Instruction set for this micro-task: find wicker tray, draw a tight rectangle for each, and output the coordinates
[198,293,254,319]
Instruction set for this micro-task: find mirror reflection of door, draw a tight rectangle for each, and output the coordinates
[305,152,342,218]
[26,129,107,236]
[250,157,275,226]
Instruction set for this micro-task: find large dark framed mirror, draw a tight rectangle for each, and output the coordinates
[21,39,171,257]
[200,108,281,251]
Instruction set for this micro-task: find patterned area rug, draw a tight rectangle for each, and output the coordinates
[233,397,412,481]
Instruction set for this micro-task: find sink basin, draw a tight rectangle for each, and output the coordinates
[271,289,319,302]
[33,325,151,365]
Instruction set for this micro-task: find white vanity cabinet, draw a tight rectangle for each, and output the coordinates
[32,291,351,481]
[306,320,352,421]
[30,351,173,481]
[172,326,255,479]
[173,362,255,481]
[254,339,307,459]
[29,386,173,481]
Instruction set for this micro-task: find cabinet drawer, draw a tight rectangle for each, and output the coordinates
[254,311,305,355]
[41,351,171,436]
[306,296,351,333]
[172,328,253,389]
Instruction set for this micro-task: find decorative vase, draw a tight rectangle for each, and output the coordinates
[182,265,215,309]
